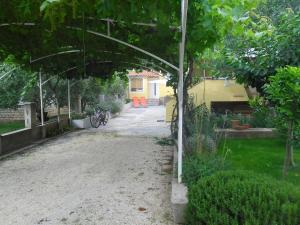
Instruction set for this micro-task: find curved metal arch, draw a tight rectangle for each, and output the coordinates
[29,46,173,75]
[30,50,81,63]
[0,22,179,71]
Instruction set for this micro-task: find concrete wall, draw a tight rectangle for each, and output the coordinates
[0,118,69,155]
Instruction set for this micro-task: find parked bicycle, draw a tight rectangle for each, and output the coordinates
[89,106,110,128]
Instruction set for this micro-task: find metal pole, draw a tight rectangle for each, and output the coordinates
[107,20,111,36]
[0,68,16,81]
[68,79,71,120]
[178,0,188,183]
[39,68,44,126]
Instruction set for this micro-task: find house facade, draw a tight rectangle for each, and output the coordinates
[165,79,252,122]
[128,70,173,105]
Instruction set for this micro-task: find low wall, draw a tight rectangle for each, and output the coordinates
[0,106,69,122]
[215,128,278,139]
[0,108,24,122]
[0,117,69,155]
[46,106,69,117]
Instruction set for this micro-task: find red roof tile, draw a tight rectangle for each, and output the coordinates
[128,70,160,77]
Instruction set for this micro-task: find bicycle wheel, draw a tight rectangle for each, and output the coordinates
[102,111,109,125]
[90,114,101,128]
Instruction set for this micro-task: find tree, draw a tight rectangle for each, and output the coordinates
[264,66,300,176]
[71,77,102,112]
[212,2,300,94]
[0,63,37,108]
[101,74,128,99]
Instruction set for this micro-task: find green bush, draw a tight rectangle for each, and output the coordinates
[71,113,87,120]
[186,171,300,225]
[182,154,226,187]
[249,97,276,128]
[110,100,123,114]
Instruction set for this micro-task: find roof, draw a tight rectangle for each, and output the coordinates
[188,79,249,105]
[128,70,160,78]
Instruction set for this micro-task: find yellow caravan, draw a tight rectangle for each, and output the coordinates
[165,79,251,122]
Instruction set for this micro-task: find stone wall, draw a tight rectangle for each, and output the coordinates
[45,106,69,117]
[0,108,24,122]
[0,106,69,122]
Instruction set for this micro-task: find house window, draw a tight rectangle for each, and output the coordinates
[131,78,143,92]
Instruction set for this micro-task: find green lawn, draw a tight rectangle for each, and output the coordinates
[220,138,300,186]
[0,121,25,134]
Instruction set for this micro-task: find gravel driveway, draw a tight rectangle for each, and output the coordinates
[0,106,175,225]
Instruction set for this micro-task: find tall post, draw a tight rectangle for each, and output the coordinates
[39,68,44,126]
[178,0,188,183]
[68,79,71,120]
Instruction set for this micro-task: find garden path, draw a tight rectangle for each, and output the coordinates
[0,106,175,225]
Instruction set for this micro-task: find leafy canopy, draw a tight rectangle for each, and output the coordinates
[0,0,257,81]
[264,66,300,121]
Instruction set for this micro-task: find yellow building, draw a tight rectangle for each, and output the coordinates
[128,70,173,105]
[165,79,250,122]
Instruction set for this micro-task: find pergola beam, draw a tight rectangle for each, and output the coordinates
[0,68,16,81]
[66,26,180,71]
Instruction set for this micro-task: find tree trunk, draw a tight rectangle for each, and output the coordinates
[182,55,194,153]
[283,120,295,176]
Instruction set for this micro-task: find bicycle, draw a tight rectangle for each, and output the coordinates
[89,106,110,128]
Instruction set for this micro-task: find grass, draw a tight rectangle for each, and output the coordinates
[219,138,300,185]
[0,121,25,134]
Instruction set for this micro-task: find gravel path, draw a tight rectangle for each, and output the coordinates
[0,106,175,225]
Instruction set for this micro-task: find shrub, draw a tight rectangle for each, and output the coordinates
[185,104,218,152]
[182,154,226,187]
[110,100,123,114]
[186,171,300,225]
[249,96,275,128]
[71,113,87,120]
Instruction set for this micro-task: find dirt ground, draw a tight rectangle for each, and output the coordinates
[0,106,175,225]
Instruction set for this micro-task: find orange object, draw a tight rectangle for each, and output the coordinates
[140,97,148,107]
[132,97,140,108]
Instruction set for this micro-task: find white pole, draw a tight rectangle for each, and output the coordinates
[178,0,188,183]
[39,68,44,126]
[68,79,71,120]
[0,68,16,81]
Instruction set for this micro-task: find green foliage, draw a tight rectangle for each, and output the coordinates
[186,171,300,225]
[154,137,174,146]
[0,64,35,108]
[264,66,300,121]
[71,113,86,120]
[71,77,102,111]
[185,104,218,152]
[212,3,300,93]
[93,99,123,114]
[101,74,128,98]
[0,0,258,88]
[249,96,275,128]
[109,100,123,114]
[182,153,226,187]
